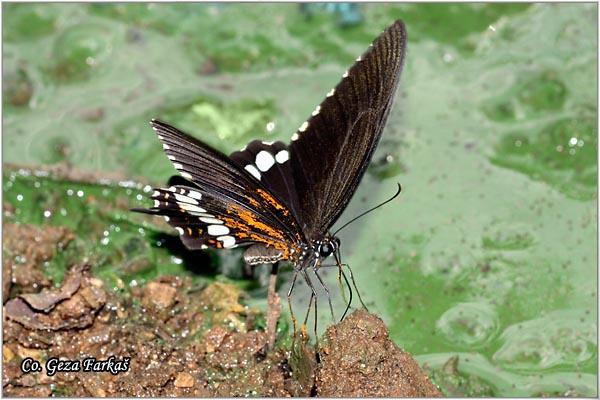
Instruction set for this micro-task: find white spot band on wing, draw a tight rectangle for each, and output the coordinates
[200,217,223,225]
[208,225,230,236]
[218,235,236,248]
[174,193,198,205]
[275,150,289,164]
[255,150,275,172]
[180,203,207,214]
[187,191,202,200]
[244,164,261,180]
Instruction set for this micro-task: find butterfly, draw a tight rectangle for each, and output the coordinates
[134,20,407,328]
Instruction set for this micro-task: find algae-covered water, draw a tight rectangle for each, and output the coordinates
[3,3,597,396]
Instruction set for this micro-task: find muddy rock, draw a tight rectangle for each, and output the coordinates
[315,309,442,397]
[3,223,74,296]
[142,281,178,310]
[4,264,105,332]
[2,267,442,397]
[173,372,195,388]
[199,282,250,332]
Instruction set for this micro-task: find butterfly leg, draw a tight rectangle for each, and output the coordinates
[344,262,368,311]
[266,262,281,350]
[338,265,354,321]
[313,265,335,323]
[312,262,353,321]
[334,250,368,311]
[300,269,319,351]
[336,265,349,310]
[287,271,299,343]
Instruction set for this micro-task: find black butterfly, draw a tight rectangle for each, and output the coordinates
[134,20,406,324]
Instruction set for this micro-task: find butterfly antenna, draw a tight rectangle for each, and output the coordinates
[333,183,402,236]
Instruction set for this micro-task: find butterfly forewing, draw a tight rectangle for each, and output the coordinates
[141,120,305,257]
[288,20,407,238]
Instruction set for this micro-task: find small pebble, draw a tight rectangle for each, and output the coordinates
[174,372,195,388]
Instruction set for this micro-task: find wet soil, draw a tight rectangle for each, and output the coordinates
[316,310,441,397]
[3,223,441,397]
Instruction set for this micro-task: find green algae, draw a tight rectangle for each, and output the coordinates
[491,116,597,201]
[2,168,219,289]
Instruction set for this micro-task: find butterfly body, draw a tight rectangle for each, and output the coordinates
[134,20,407,319]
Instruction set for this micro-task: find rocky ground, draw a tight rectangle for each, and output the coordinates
[3,222,441,397]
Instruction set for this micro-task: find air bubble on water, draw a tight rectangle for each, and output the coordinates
[136,194,143,201]
[60,208,67,216]
[556,145,563,152]
[568,137,578,146]
[266,121,275,132]
[171,256,183,265]
[67,189,74,196]
[118,180,137,189]
[16,194,23,202]
[43,210,52,218]
[143,185,152,193]
[443,52,454,63]
[34,181,41,188]
[103,230,109,237]
[77,190,84,197]
[101,237,110,245]
[138,227,145,236]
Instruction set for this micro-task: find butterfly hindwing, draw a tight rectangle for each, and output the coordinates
[229,140,301,222]
[288,20,407,238]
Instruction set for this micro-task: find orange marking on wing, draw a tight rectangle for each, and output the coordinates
[207,239,222,249]
[222,205,294,259]
[245,196,260,208]
[256,189,289,216]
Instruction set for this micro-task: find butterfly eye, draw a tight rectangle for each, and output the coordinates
[319,243,333,257]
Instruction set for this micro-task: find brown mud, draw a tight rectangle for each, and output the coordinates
[3,223,441,397]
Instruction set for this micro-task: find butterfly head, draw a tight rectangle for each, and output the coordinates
[316,235,341,259]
